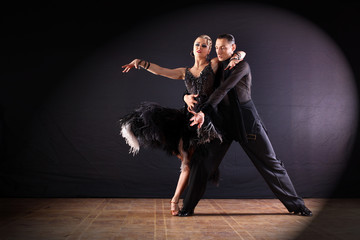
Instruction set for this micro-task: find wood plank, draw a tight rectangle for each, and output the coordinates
[0,198,359,240]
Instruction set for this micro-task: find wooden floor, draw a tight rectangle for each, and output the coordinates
[0,198,359,240]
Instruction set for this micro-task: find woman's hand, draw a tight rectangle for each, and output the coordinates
[122,59,141,73]
[225,58,240,70]
[225,50,246,70]
[184,94,198,111]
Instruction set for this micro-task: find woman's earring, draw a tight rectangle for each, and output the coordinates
[190,51,194,57]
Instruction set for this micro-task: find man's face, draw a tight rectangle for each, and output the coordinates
[215,38,236,61]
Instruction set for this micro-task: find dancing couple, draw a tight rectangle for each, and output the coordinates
[120,34,312,217]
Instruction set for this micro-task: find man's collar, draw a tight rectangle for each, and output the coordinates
[221,58,231,69]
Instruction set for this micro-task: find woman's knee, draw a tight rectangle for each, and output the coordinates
[181,163,190,173]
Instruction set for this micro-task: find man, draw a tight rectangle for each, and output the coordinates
[179,34,312,217]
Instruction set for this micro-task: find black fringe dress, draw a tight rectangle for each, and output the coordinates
[119,62,222,175]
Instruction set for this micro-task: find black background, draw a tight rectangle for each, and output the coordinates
[1,1,360,239]
[2,0,359,197]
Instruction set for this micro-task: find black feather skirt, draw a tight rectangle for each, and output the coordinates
[119,102,222,156]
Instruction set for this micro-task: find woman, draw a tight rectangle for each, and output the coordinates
[121,35,245,215]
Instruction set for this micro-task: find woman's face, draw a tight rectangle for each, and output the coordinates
[193,37,211,59]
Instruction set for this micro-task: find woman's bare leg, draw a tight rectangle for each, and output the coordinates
[170,140,193,215]
[171,161,190,202]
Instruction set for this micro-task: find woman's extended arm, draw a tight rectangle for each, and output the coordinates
[122,59,186,80]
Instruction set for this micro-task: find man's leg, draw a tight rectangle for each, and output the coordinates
[180,138,232,214]
[241,126,309,213]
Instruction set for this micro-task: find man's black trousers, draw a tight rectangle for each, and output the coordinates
[182,125,305,212]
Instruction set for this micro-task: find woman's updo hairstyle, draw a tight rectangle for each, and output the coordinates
[190,34,212,57]
[197,34,212,49]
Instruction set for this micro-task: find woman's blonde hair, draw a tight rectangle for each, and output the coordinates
[197,34,212,49]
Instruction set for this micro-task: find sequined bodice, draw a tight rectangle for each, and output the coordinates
[184,63,216,102]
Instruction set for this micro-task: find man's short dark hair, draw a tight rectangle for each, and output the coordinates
[217,34,235,44]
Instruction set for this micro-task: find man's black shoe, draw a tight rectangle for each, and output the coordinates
[178,208,194,217]
[293,206,313,216]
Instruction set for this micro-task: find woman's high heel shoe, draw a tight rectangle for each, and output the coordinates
[170,201,179,216]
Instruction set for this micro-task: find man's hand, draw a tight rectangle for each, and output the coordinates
[184,94,198,111]
[189,110,205,129]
